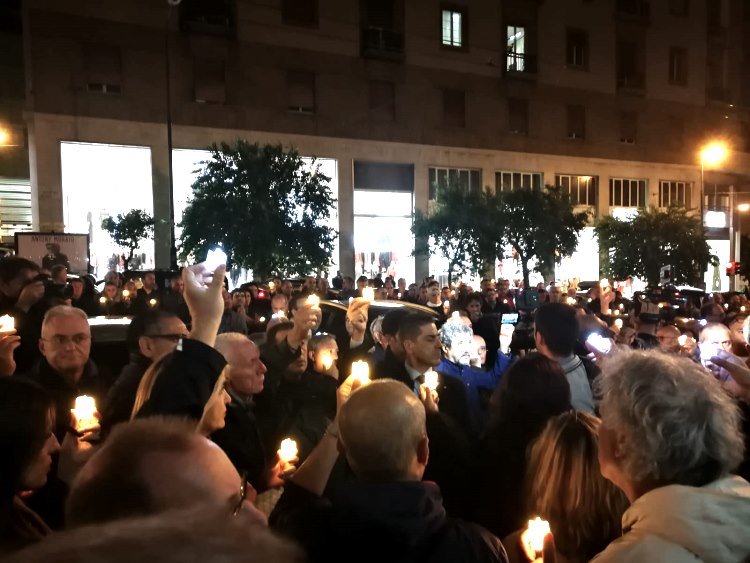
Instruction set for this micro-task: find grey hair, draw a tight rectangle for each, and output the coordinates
[370,315,385,341]
[42,305,89,329]
[438,319,473,347]
[597,349,744,488]
[699,322,731,343]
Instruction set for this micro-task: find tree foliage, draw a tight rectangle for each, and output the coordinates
[101,209,155,268]
[412,183,486,285]
[595,206,716,286]
[482,186,589,289]
[179,141,337,280]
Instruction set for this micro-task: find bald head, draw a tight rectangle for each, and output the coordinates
[67,418,259,527]
[656,324,681,353]
[338,380,428,482]
[215,333,267,397]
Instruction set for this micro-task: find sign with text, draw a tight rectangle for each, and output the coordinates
[15,233,90,274]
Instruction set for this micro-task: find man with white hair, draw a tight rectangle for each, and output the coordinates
[594,350,750,562]
[271,379,507,563]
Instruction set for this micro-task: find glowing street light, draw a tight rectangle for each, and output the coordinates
[700,142,728,167]
[738,203,750,213]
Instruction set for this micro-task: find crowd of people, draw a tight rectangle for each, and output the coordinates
[0,254,749,562]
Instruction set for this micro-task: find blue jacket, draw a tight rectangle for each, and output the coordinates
[438,352,511,433]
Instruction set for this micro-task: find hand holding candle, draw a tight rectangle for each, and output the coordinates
[72,395,99,432]
[362,287,375,302]
[278,438,298,464]
[423,369,438,391]
[521,517,551,560]
[121,289,130,299]
[321,352,334,370]
[148,298,158,308]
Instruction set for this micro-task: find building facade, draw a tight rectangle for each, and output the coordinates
[3,0,750,284]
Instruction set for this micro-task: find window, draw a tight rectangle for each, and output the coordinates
[442,89,466,128]
[609,178,647,207]
[556,175,598,206]
[669,47,688,85]
[620,111,637,144]
[616,40,644,89]
[84,44,122,94]
[669,0,689,16]
[282,0,317,25]
[441,8,464,48]
[659,181,691,208]
[566,105,586,139]
[496,171,542,192]
[369,81,395,121]
[287,71,315,114]
[179,0,235,37]
[506,25,526,71]
[428,167,481,200]
[566,29,588,69]
[507,98,528,134]
[193,59,226,103]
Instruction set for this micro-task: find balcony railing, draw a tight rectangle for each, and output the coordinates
[361,26,404,61]
[506,52,537,75]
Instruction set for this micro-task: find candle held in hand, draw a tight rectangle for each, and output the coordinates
[0,314,15,333]
[278,438,298,464]
[424,370,438,391]
[566,297,577,306]
[614,319,623,329]
[525,517,551,555]
[321,352,334,370]
[72,395,98,431]
[306,294,320,309]
[99,296,107,304]
[149,298,157,307]
[122,289,130,298]
[600,278,609,289]
[351,360,370,385]
[362,287,375,302]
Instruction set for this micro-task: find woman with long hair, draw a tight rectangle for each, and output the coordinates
[504,411,628,563]
[0,378,61,554]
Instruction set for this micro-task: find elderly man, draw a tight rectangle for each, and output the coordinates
[66,418,267,528]
[656,324,682,354]
[595,350,750,561]
[270,380,507,563]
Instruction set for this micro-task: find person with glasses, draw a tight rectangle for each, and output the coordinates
[20,305,102,529]
[100,310,188,437]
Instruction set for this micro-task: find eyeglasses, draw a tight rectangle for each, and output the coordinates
[232,471,248,516]
[43,334,90,346]
[145,333,188,342]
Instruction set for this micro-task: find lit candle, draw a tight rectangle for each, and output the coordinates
[605,309,612,315]
[259,316,266,323]
[351,360,370,385]
[524,517,551,557]
[321,352,334,370]
[443,300,450,314]
[614,319,623,329]
[503,299,508,304]
[742,306,747,312]
[362,287,375,302]
[99,296,107,304]
[269,281,276,291]
[678,334,688,346]
[600,278,609,288]
[72,395,98,431]
[566,297,577,306]
[122,289,130,298]
[0,314,15,333]
[272,311,286,319]
[451,311,460,321]
[149,298,157,307]
[613,309,620,316]
[278,438,298,464]
[306,294,320,309]
[658,303,665,309]
[724,303,729,309]
[424,369,438,391]
[619,303,624,310]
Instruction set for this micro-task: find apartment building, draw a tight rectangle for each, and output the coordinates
[2,0,750,285]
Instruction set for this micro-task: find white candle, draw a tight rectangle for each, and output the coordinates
[99,296,107,304]
[321,352,334,370]
[362,287,375,302]
[600,278,609,288]
[306,294,320,308]
[614,319,623,329]
[149,298,157,307]
[678,334,688,346]
[351,360,370,384]
[278,438,298,463]
[122,289,130,298]
[0,314,15,333]
[424,369,438,391]
[72,395,98,431]
[525,517,551,555]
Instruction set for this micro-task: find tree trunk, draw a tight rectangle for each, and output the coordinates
[521,257,531,292]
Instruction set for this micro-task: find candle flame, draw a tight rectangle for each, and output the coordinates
[321,353,334,370]
[278,438,298,463]
[72,395,98,431]
[0,314,15,332]
[362,287,375,302]
[424,370,438,391]
[525,517,551,554]
[351,360,370,385]
[306,294,320,308]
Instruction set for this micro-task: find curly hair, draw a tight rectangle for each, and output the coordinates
[596,349,744,488]
[438,318,473,348]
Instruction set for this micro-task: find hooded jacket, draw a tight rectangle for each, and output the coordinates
[271,480,507,563]
[592,475,750,563]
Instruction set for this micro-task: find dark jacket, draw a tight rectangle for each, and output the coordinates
[211,388,271,492]
[217,310,247,335]
[137,339,226,421]
[100,354,151,437]
[161,290,191,326]
[271,480,507,563]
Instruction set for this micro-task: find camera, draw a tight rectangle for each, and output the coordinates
[31,273,74,302]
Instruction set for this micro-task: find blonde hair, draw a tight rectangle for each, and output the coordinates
[526,411,628,561]
[130,353,173,420]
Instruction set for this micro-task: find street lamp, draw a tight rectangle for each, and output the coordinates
[700,141,729,224]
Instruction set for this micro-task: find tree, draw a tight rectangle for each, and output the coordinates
[412,183,486,285]
[595,206,716,286]
[101,209,155,269]
[179,141,336,280]
[482,185,589,289]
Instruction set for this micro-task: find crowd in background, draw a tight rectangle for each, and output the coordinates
[0,255,749,562]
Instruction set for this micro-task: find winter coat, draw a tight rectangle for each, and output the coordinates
[592,475,750,563]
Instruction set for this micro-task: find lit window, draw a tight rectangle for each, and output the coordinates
[556,174,597,206]
[506,25,526,71]
[442,9,463,47]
